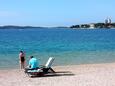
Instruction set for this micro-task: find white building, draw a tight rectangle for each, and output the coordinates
[105,18,111,24]
[89,23,95,29]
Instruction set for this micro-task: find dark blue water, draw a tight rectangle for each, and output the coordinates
[0,28,115,69]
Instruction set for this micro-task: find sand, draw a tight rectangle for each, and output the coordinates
[0,63,115,86]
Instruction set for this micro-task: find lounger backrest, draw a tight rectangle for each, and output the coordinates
[45,57,55,68]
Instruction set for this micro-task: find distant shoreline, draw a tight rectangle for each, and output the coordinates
[0,25,69,29]
[0,25,115,29]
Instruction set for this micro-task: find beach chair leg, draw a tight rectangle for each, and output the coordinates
[49,67,55,73]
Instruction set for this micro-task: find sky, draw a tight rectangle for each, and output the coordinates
[0,0,114,27]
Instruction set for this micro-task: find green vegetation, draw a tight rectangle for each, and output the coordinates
[70,23,115,29]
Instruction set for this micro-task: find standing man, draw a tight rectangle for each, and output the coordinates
[19,51,26,69]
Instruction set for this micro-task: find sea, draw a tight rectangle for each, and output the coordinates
[0,28,115,69]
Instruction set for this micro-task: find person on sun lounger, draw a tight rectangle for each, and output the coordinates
[25,57,55,77]
[25,56,39,72]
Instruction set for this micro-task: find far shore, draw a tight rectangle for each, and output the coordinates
[0,62,115,86]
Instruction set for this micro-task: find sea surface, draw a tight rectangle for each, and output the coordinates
[0,28,115,69]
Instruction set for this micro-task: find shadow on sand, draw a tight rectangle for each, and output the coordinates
[30,71,75,78]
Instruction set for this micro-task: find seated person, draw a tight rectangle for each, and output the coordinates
[25,56,39,73]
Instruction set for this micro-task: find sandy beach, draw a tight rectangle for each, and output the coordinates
[0,63,115,86]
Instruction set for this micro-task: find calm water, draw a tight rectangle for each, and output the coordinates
[0,28,115,69]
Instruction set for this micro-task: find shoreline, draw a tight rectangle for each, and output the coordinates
[0,62,115,70]
[0,62,115,86]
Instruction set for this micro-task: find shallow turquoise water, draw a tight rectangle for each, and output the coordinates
[0,28,115,69]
